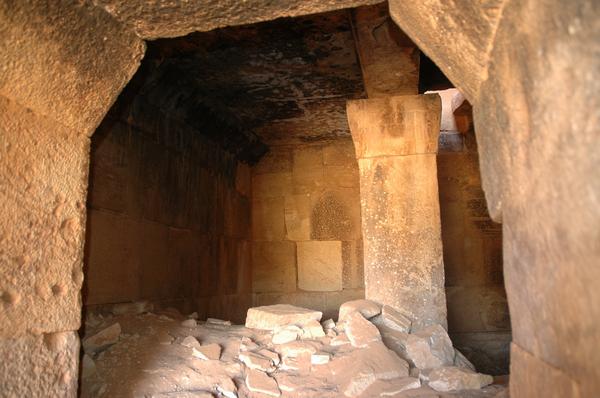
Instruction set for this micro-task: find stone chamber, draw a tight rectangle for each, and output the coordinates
[0,1,598,397]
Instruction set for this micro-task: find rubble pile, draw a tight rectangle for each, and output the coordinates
[81,300,505,397]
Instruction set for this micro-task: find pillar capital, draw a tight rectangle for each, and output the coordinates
[346,94,441,159]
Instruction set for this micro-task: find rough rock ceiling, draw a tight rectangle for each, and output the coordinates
[127,9,367,160]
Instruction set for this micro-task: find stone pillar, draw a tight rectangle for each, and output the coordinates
[346,94,446,330]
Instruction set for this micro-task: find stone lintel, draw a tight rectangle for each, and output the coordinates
[346,94,442,159]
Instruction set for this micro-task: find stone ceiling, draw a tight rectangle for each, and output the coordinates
[118,9,367,163]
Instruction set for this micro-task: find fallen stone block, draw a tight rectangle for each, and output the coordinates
[207,318,232,326]
[360,377,421,397]
[276,340,321,358]
[192,343,221,360]
[258,349,280,366]
[311,352,330,365]
[345,311,381,348]
[379,305,412,333]
[454,348,476,371]
[246,304,322,330]
[405,324,455,369]
[272,325,300,344]
[428,366,493,392]
[180,336,201,350]
[331,341,409,397]
[300,319,325,339]
[216,378,238,398]
[322,319,336,330]
[83,323,121,354]
[181,319,197,328]
[378,326,409,359]
[239,351,275,372]
[111,300,153,316]
[245,368,281,397]
[331,333,350,346]
[240,336,258,352]
[338,299,382,322]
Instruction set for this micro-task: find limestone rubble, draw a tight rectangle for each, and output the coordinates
[81,302,503,397]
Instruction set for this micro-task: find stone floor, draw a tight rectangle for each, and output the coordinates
[80,303,508,397]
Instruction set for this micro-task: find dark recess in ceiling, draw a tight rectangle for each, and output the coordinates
[418,52,454,93]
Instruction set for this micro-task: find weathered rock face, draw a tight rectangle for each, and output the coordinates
[0,1,144,395]
[94,0,381,39]
[346,94,447,330]
[389,0,600,395]
[388,0,504,101]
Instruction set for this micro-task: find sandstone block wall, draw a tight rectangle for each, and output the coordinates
[251,139,364,319]
[85,96,253,323]
[437,102,509,375]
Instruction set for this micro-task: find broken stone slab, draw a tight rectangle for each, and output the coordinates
[272,325,301,344]
[338,299,382,322]
[377,305,412,333]
[245,304,322,330]
[239,351,276,372]
[245,368,281,397]
[81,354,97,379]
[192,343,221,360]
[378,325,410,359]
[279,354,311,373]
[181,319,197,328]
[331,341,410,397]
[207,318,232,326]
[83,322,121,354]
[276,340,321,358]
[359,377,421,397]
[258,349,280,366]
[454,348,476,371]
[428,366,493,392]
[216,378,238,398]
[275,372,337,396]
[300,319,325,339]
[240,336,258,352]
[311,352,330,365]
[322,319,336,330]
[345,311,381,348]
[405,324,455,369]
[180,336,201,350]
[111,300,153,316]
[331,333,350,346]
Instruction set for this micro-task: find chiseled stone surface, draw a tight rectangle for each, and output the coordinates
[470,0,600,396]
[0,332,79,397]
[252,242,297,293]
[388,0,505,101]
[0,1,145,136]
[297,241,343,292]
[93,0,380,39]
[352,3,419,98]
[347,95,446,330]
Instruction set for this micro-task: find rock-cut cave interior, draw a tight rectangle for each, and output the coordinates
[1,1,598,397]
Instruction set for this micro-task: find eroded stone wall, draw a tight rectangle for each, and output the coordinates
[251,139,364,319]
[438,103,510,375]
[85,98,253,323]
